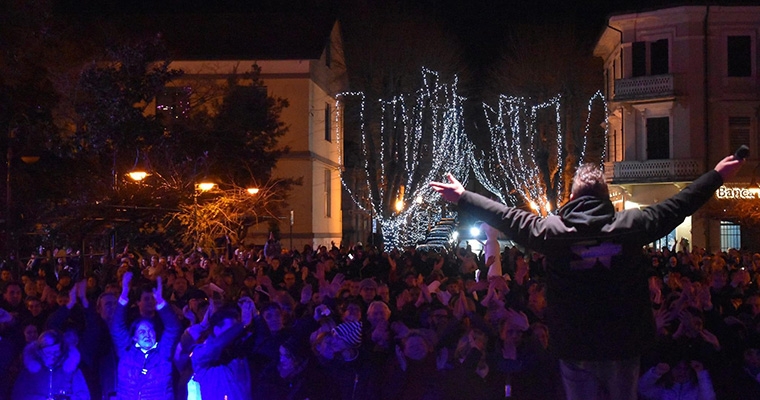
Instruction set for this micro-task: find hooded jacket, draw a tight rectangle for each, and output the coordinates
[457,169,723,361]
[12,340,90,400]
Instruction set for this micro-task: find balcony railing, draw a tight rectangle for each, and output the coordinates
[604,159,703,183]
[614,74,674,101]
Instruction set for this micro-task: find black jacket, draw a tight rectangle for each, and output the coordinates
[458,170,723,360]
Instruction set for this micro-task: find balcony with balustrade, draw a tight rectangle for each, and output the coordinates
[613,74,674,102]
[604,159,703,184]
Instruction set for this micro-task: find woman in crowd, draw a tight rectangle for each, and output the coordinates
[12,329,90,400]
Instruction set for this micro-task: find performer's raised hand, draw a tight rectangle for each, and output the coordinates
[429,173,465,203]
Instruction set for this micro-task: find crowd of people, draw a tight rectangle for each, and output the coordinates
[1,236,760,399]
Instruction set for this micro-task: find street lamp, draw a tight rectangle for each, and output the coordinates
[127,170,148,182]
[193,179,216,250]
[197,182,215,192]
[127,149,150,182]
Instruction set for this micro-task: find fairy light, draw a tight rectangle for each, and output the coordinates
[335,69,608,246]
[578,91,609,168]
[473,91,607,216]
[335,68,471,250]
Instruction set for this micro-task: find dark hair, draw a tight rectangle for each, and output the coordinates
[3,281,22,294]
[571,163,609,199]
[129,317,156,338]
[25,295,41,303]
[209,305,241,328]
[260,302,282,315]
[139,284,154,297]
[35,329,70,367]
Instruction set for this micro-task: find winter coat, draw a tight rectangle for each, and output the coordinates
[458,170,723,361]
[638,367,716,400]
[109,303,180,400]
[191,323,251,400]
[11,341,89,400]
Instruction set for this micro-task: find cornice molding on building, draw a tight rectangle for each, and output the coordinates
[279,150,341,169]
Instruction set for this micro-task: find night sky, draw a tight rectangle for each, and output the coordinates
[54,0,757,59]
[51,0,759,90]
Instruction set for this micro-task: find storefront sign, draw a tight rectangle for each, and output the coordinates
[715,185,760,200]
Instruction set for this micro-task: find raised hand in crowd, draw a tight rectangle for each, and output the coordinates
[653,362,670,376]
[386,252,397,271]
[182,304,198,325]
[313,304,331,322]
[395,290,411,310]
[329,273,345,296]
[120,271,132,302]
[694,283,713,311]
[654,307,676,335]
[434,254,445,271]
[453,292,475,321]
[515,256,529,286]
[416,280,432,307]
[300,284,313,306]
[66,281,78,310]
[153,276,166,307]
[300,266,309,282]
[395,344,408,372]
[239,296,256,326]
[315,261,326,283]
[258,275,275,293]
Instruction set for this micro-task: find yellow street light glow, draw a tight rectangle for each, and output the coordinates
[529,201,539,211]
[395,199,404,212]
[128,171,148,181]
[197,182,215,192]
[247,188,260,195]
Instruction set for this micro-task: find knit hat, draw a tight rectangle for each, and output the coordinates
[359,278,378,290]
[332,321,362,348]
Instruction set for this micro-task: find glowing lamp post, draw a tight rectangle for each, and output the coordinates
[193,180,216,249]
[127,170,148,182]
[127,150,150,182]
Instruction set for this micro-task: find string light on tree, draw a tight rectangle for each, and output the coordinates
[335,68,472,250]
[471,91,608,216]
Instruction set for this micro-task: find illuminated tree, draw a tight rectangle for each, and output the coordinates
[337,1,470,248]
[474,23,606,214]
[471,93,607,215]
[36,39,296,253]
[337,69,472,250]
[171,177,294,252]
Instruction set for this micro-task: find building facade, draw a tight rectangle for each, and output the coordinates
[160,19,347,251]
[594,5,760,252]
